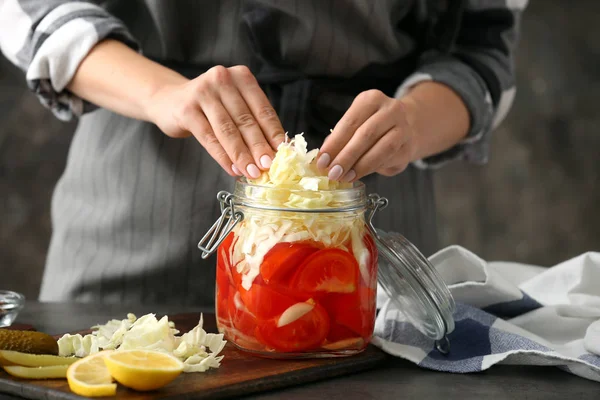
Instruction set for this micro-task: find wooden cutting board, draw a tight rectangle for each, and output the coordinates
[0,313,387,399]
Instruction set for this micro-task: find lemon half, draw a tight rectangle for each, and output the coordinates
[103,349,184,392]
[66,351,116,397]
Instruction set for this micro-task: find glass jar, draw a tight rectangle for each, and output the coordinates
[199,179,381,358]
[199,178,456,358]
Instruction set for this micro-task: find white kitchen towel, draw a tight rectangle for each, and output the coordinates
[372,245,600,382]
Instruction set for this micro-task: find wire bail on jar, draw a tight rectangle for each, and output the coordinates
[366,193,389,236]
[197,191,244,259]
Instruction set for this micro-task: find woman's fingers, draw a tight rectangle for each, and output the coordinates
[151,65,286,178]
[230,66,286,152]
[326,107,397,182]
[200,94,262,179]
[189,65,287,177]
[318,90,415,182]
[351,127,410,180]
[316,90,385,176]
[182,106,236,176]
[216,67,276,170]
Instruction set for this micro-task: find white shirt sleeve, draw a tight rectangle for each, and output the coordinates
[0,0,139,121]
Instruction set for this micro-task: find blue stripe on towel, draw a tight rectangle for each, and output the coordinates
[482,292,543,319]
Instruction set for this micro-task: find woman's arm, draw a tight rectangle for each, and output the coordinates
[398,81,470,162]
[397,0,529,168]
[69,39,285,178]
[0,1,285,179]
[316,0,528,181]
[313,82,470,181]
[66,39,187,123]
[0,0,139,121]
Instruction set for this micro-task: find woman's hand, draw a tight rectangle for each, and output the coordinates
[315,89,417,182]
[146,65,286,178]
[316,82,470,181]
[67,41,285,179]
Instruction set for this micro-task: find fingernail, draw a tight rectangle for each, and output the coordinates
[247,164,261,178]
[259,155,272,169]
[317,153,331,170]
[232,164,241,175]
[328,165,344,181]
[342,169,356,182]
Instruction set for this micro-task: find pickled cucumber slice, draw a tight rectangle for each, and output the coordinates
[3,364,68,379]
[0,329,59,355]
[0,350,78,367]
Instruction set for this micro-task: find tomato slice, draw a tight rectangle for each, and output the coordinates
[290,249,359,294]
[228,290,257,338]
[256,301,330,352]
[363,233,378,288]
[218,232,236,267]
[260,242,319,284]
[350,231,378,288]
[216,240,231,300]
[217,246,227,272]
[216,266,230,293]
[238,284,299,320]
[364,234,376,266]
[326,322,358,343]
[215,237,231,324]
[216,281,231,330]
[215,271,230,316]
[231,266,243,288]
[322,286,376,339]
[218,231,239,286]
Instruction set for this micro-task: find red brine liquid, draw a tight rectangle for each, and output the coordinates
[215,230,379,356]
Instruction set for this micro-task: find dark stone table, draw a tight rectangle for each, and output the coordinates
[1,302,599,400]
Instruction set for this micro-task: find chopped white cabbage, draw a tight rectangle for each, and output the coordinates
[118,314,177,353]
[173,314,227,372]
[57,313,226,373]
[351,224,372,287]
[57,333,99,358]
[247,134,352,208]
[238,134,371,289]
[183,352,224,373]
[277,301,314,328]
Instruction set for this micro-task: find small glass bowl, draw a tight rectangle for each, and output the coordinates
[0,290,25,328]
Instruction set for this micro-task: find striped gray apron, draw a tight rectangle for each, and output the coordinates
[39,3,440,307]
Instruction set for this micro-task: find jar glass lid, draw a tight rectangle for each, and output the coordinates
[367,195,455,353]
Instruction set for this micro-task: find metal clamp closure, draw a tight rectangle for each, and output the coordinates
[366,193,389,236]
[197,191,244,259]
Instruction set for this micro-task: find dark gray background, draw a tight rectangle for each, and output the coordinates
[1,0,599,300]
